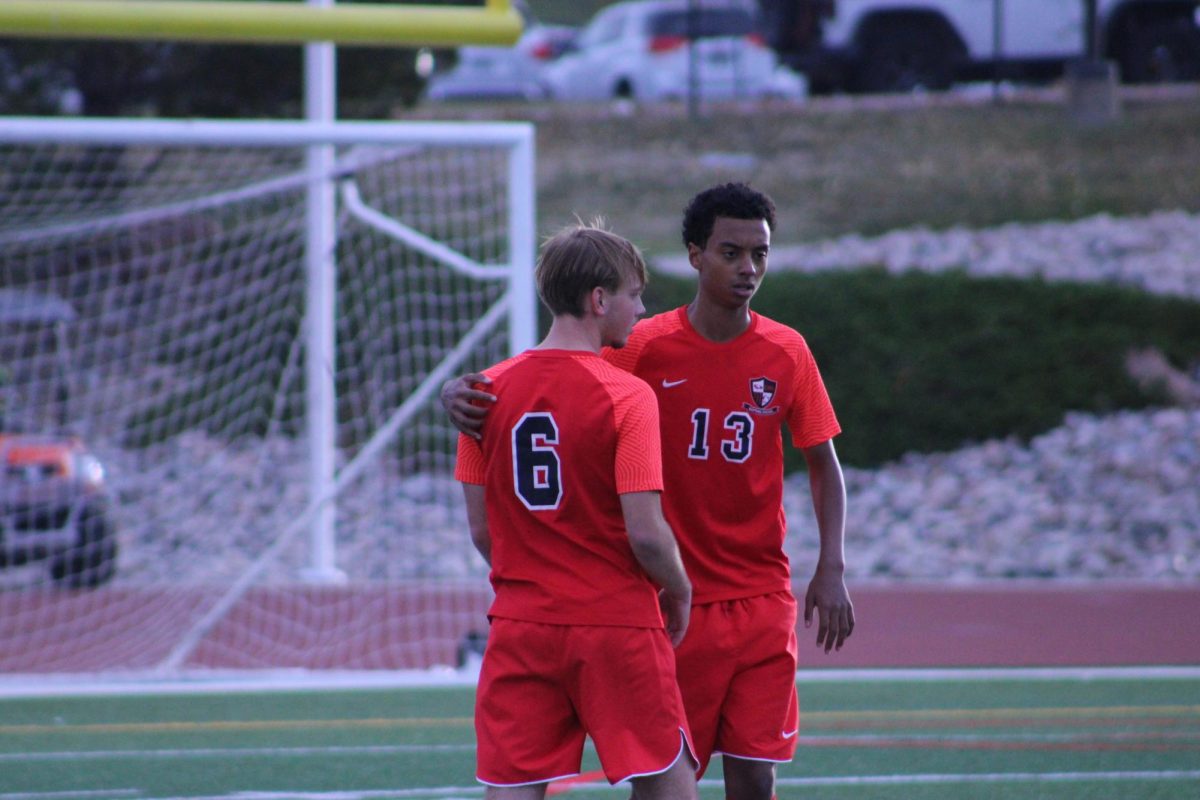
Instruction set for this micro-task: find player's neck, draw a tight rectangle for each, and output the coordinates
[687,296,751,343]
[537,316,602,353]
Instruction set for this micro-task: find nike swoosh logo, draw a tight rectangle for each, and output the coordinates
[781,729,798,739]
[661,378,688,388]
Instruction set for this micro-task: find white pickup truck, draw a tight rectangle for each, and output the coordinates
[757,0,1200,93]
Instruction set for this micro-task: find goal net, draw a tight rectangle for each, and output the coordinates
[0,118,535,678]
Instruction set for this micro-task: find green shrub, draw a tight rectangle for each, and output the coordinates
[643,268,1200,471]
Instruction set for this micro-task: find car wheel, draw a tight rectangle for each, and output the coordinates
[51,503,118,589]
[854,21,958,93]
[1119,17,1200,83]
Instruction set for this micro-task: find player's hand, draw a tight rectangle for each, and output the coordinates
[440,373,495,439]
[659,589,691,648]
[804,567,854,653]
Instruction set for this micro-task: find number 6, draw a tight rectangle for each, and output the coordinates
[512,412,562,510]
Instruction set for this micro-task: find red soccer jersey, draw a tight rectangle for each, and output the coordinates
[603,307,841,603]
[456,349,666,627]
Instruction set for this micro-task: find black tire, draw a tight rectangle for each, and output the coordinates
[854,22,958,94]
[1119,18,1200,83]
[51,503,118,589]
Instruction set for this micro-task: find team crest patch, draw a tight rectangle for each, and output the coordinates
[745,376,780,415]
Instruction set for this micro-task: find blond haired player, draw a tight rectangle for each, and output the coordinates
[456,222,698,800]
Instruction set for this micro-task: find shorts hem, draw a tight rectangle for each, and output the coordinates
[477,770,580,787]
[612,729,698,784]
[714,749,794,765]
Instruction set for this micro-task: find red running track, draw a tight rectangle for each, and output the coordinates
[0,581,1196,673]
[800,581,1200,669]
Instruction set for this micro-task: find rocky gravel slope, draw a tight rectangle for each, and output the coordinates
[94,211,1200,586]
[748,211,1200,583]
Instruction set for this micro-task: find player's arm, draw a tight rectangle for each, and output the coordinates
[460,482,491,566]
[440,373,496,440]
[620,491,692,647]
[801,438,855,653]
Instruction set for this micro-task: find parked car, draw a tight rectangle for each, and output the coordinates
[0,433,116,588]
[0,290,117,588]
[542,0,806,102]
[424,23,578,102]
[757,0,1200,95]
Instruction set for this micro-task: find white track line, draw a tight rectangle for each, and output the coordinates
[3,665,1199,698]
[0,792,140,800]
[796,666,1200,682]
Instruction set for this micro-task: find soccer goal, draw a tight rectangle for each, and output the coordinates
[0,117,535,677]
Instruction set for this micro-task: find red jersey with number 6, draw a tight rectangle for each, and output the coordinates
[603,307,841,603]
[455,349,666,627]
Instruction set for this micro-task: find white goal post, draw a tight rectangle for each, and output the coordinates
[0,117,535,676]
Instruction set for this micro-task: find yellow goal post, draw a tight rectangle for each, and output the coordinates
[0,0,522,47]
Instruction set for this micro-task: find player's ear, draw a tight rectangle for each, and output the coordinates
[686,241,703,270]
[589,285,608,316]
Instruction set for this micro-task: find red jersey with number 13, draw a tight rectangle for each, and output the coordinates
[455,349,666,628]
[603,307,841,604]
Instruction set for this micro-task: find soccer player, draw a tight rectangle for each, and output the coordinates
[455,222,698,800]
[445,184,854,800]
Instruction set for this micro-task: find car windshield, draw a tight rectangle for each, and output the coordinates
[648,8,755,38]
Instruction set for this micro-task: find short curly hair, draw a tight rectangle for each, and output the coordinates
[681,182,776,250]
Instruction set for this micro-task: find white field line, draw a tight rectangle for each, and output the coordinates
[772,769,1200,787]
[799,731,1200,744]
[6,795,483,800]
[2,721,1197,766]
[0,744,474,763]
[3,665,1200,698]
[9,770,1199,800]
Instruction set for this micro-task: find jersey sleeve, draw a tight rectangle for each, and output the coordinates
[453,365,511,485]
[454,432,485,485]
[788,337,842,449]
[611,379,664,494]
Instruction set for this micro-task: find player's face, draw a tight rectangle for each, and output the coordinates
[689,216,770,309]
[601,275,646,349]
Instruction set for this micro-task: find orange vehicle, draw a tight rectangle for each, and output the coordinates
[0,290,117,588]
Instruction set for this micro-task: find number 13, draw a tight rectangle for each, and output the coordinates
[688,408,754,463]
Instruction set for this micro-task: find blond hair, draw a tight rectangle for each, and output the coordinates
[535,221,647,317]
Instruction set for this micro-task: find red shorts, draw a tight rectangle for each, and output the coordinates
[475,617,696,786]
[674,591,799,776]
